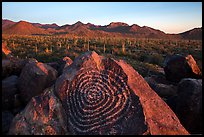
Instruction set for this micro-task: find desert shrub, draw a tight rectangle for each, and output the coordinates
[2,35,202,73]
[139,53,149,62]
[148,53,164,66]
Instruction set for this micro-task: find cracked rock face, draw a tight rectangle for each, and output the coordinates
[9,51,189,135]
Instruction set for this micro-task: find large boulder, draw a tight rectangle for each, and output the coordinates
[2,42,12,59]
[58,56,73,75]
[2,111,14,135]
[145,76,177,98]
[18,61,58,104]
[2,75,19,110]
[8,86,69,135]
[9,51,189,135]
[164,54,202,83]
[55,51,188,135]
[175,78,202,134]
[11,94,25,115]
[2,58,38,79]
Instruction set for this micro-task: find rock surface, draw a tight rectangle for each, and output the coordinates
[58,56,73,75]
[62,56,73,71]
[8,86,68,135]
[164,54,202,82]
[2,111,14,135]
[2,75,19,110]
[2,58,38,79]
[9,51,189,135]
[153,83,177,98]
[175,78,202,134]
[18,61,58,104]
[145,76,177,98]
[2,42,12,59]
[45,62,59,72]
[55,51,188,135]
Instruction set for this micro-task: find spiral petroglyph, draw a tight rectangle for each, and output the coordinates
[53,51,189,135]
[67,68,131,134]
[9,51,189,135]
[55,53,148,135]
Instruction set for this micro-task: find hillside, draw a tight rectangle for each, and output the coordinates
[179,28,202,40]
[3,21,48,35]
[2,19,16,31]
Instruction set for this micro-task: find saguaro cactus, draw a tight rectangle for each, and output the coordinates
[103,43,106,53]
[122,42,126,54]
[35,45,38,54]
[87,40,90,51]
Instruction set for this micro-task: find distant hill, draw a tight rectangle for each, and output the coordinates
[3,21,48,35]
[2,19,202,40]
[179,28,202,40]
[2,19,16,31]
[32,22,59,29]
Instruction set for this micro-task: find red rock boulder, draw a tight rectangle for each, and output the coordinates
[2,58,38,79]
[58,56,73,75]
[8,86,69,135]
[55,51,189,135]
[164,54,202,82]
[18,61,58,104]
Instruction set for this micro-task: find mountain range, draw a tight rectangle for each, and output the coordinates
[2,19,202,40]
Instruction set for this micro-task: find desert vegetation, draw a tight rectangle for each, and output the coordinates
[2,34,202,77]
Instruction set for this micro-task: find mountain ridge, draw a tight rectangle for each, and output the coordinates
[2,19,202,40]
[3,20,48,35]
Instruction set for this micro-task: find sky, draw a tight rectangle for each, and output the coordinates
[2,2,202,34]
